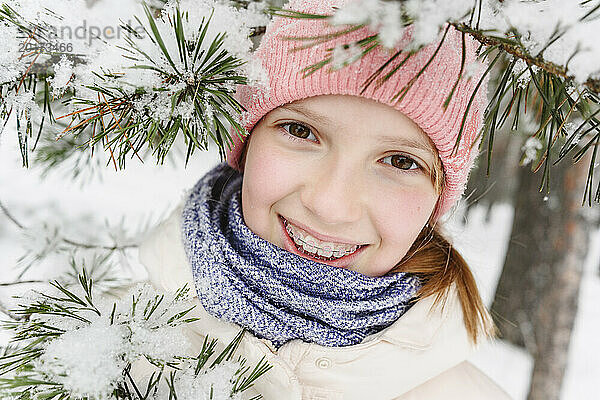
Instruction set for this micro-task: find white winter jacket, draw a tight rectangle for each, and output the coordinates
[134,205,512,400]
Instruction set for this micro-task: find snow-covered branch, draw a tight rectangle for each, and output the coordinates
[0,269,271,399]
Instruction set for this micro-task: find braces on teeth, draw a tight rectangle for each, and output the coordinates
[282,218,361,260]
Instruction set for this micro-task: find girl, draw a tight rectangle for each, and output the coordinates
[137,0,511,398]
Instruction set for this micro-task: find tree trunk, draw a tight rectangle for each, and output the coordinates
[490,157,591,400]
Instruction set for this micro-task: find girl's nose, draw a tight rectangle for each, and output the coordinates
[300,158,362,225]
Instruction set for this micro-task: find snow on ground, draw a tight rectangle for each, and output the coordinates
[1,129,599,399]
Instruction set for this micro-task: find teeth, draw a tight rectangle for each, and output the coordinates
[283,218,362,260]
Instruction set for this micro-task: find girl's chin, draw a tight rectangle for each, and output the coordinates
[276,215,368,269]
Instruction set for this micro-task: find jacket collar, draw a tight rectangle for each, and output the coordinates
[284,284,475,398]
[379,287,461,348]
[309,281,472,357]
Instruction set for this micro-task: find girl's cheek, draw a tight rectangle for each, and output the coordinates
[241,133,305,238]
[370,186,437,248]
[244,152,279,205]
[371,178,437,223]
[364,190,434,276]
[244,145,300,204]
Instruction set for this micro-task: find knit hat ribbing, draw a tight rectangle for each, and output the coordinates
[226,0,489,219]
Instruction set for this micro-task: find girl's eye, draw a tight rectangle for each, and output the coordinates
[280,122,317,142]
[381,154,421,171]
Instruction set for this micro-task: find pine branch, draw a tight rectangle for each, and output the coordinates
[1,0,264,172]
[0,199,24,229]
[0,299,23,321]
[60,238,138,251]
[0,1,63,168]
[1,198,142,280]
[232,356,272,394]
[449,22,600,94]
[0,280,44,287]
[0,269,271,399]
[53,3,250,169]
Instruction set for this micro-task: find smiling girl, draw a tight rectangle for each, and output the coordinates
[240,95,441,277]
[137,0,511,398]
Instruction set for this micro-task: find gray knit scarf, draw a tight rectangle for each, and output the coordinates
[181,163,422,348]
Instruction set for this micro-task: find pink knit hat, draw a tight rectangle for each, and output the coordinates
[227,0,489,219]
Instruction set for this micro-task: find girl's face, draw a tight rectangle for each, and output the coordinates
[241,95,441,277]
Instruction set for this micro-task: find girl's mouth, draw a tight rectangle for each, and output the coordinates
[278,215,367,267]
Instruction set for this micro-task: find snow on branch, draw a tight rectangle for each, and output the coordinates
[0,268,271,399]
[0,0,269,171]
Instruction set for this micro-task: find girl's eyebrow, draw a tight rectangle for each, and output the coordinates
[376,135,436,154]
[278,104,334,126]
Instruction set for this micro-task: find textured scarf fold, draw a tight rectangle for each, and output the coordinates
[181,163,422,348]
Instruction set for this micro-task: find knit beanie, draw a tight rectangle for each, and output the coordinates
[226,0,489,219]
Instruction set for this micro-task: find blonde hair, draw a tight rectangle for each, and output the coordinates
[394,158,497,344]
